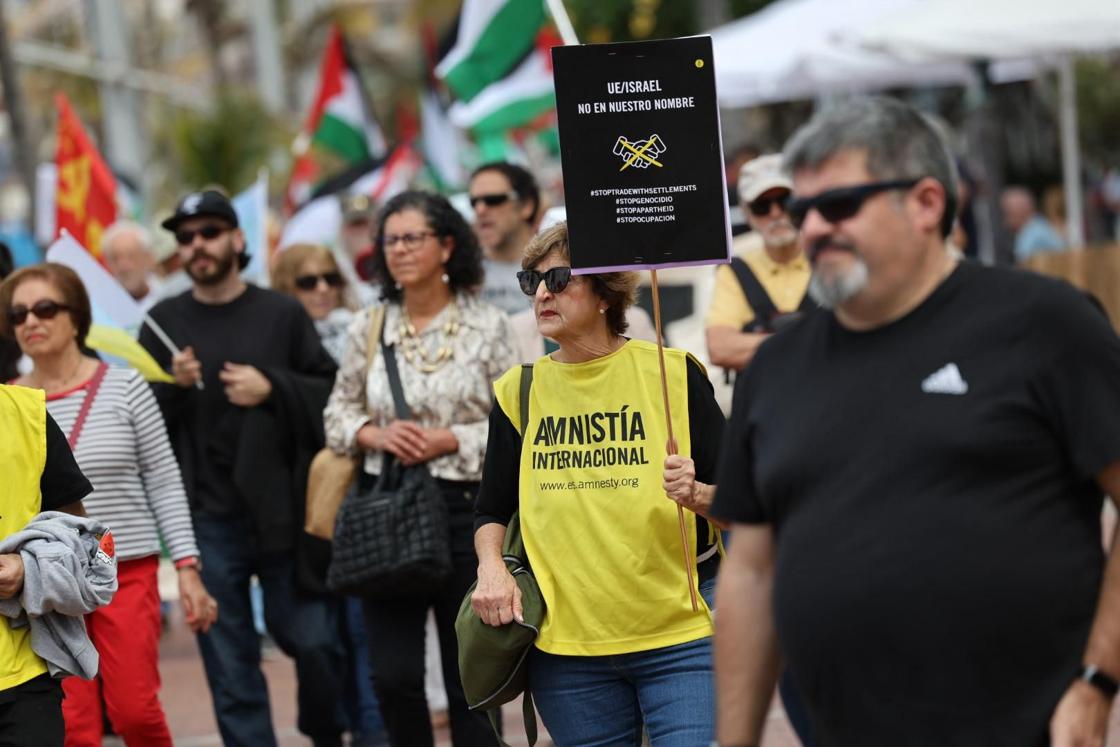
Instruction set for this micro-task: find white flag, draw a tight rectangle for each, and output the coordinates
[46,232,145,331]
[234,170,270,286]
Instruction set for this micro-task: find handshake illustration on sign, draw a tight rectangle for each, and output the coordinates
[614,134,667,171]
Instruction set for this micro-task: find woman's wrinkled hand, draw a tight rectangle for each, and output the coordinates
[663,454,709,514]
[471,562,523,627]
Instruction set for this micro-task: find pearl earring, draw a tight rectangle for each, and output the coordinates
[441,272,450,284]
[599,308,606,315]
[394,282,402,291]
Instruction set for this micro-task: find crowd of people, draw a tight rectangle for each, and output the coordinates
[2,94,1120,747]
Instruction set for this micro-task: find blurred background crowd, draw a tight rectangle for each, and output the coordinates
[0,1,1118,745]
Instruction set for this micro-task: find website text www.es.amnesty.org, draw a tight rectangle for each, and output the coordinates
[539,477,641,492]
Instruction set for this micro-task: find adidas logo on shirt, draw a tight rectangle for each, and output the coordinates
[921,363,969,395]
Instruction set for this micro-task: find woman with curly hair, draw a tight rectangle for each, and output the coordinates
[323,191,517,746]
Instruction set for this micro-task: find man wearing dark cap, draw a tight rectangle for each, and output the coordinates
[139,189,346,747]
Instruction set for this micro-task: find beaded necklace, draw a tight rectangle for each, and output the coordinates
[398,302,460,373]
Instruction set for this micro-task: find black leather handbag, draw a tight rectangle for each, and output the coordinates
[327,340,452,599]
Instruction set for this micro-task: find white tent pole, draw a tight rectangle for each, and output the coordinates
[1058,55,1085,247]
[545,0,580,46]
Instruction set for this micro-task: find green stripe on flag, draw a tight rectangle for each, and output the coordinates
[443,1,547,102]
[471,92,556,134]
[312,113,371,163]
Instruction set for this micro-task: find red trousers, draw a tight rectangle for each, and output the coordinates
[62,554,173,747]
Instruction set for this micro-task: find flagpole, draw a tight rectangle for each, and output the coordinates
[140,315,204,391]
[650,269,700,613]
[544,0,579,46]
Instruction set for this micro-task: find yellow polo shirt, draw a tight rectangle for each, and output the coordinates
[705,233,811,329]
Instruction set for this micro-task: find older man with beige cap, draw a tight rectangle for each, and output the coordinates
[705,154,812,373]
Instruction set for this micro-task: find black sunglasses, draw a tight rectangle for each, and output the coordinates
[469,192,517,209]
[747,193,791,217]
[517,267,573,296]
[294,272,344,291]
[787,179,921,229]
[175,223,229,246]
[7,299,71,327]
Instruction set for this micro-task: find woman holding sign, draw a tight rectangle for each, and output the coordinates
[472,222,725,745]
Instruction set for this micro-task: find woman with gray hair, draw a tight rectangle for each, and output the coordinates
[472,221,727,745]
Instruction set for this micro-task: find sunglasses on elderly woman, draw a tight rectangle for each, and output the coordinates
[293,272,344,291]
[786,178,921,229]
[517,267,573,296]
[6,299,71,327]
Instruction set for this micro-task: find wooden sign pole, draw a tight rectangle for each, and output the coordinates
[649,269,699,612]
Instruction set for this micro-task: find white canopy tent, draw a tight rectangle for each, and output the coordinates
[855,0,1120,246]
[708,0,985,108]
[857,0,1120,62]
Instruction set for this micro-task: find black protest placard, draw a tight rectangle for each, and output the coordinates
[552,36,730,273]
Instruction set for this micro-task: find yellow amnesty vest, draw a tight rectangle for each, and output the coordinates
[0,385,49,689]
[493,340,713,656]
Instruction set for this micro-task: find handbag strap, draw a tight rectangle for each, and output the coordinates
[364,305,385,375]
[68,362,109,451]
[380,336,412,420]
[503,365,535,560]
[363,305,386,420]
[518,364,533,438]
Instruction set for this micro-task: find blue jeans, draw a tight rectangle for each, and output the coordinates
[529,634,715,747]
[193,513,348,747]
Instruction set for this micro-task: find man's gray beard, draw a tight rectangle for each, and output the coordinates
[808,257,869,309]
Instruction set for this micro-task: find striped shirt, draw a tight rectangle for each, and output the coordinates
[45,365,199,563]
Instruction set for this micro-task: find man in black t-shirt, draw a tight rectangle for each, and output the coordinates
[710,98,1120,747]
[139,190,345,747]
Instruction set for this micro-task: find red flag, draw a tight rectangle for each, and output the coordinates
[55,94,117,259]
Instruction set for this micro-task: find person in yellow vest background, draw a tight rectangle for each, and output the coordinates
[0,383,92,745]
[471,222,727,744]
[706,154,812,374]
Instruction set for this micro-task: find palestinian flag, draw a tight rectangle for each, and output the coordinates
[436,0,556,139]
[285,25,387,212]
[448,35,556,134]
[435,0,548,103]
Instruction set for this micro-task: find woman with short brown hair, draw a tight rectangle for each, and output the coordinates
[472,221,726,745]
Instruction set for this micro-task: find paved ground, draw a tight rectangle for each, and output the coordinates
[153,602,799,746]
[149,508,1120,747]
[155,601,550,746]
[150,608,1120,746]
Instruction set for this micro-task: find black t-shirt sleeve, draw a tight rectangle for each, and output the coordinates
[1033,284,1120,481]
[686,357,725,484]
[709,360,768,524]
[474,402,521,531]
[39,413,92,511]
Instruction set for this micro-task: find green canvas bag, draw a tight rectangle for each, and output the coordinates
[455,364,544,746]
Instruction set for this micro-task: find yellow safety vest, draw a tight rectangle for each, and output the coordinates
[0,385,50,689]
[493,340,713,656]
